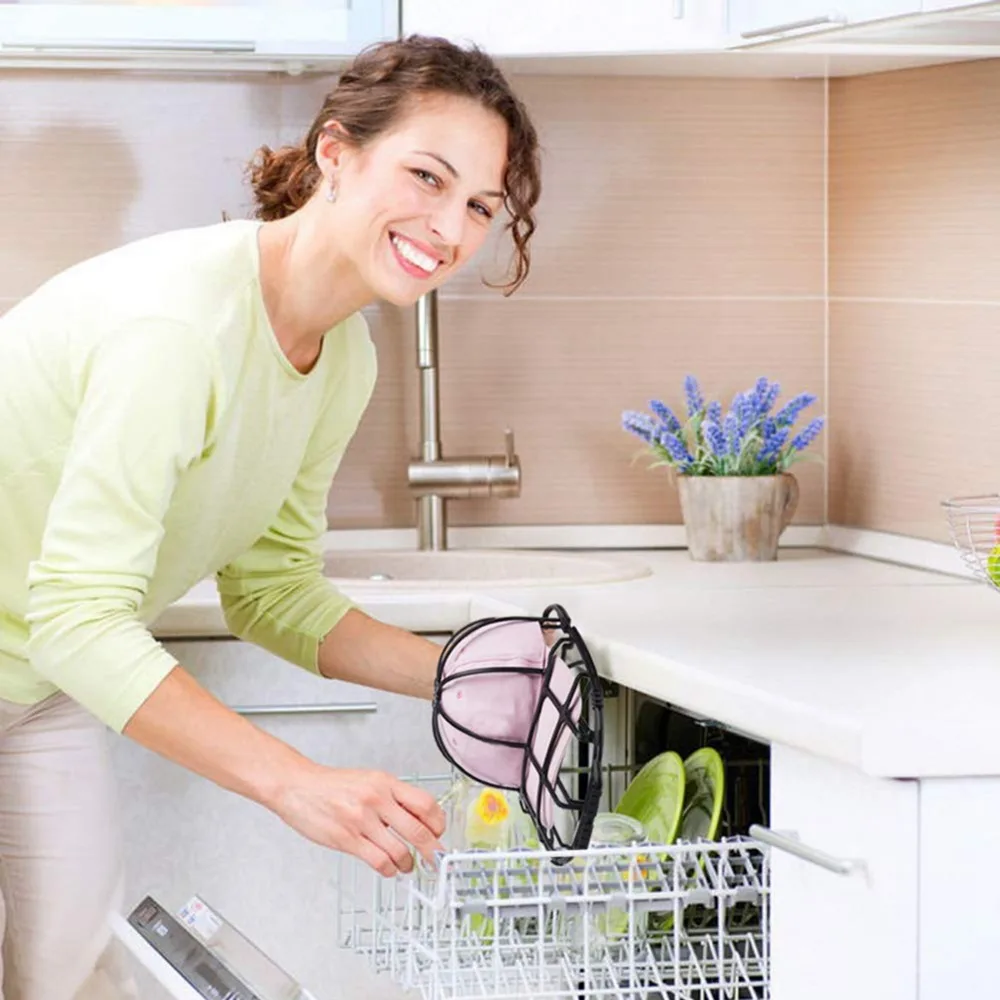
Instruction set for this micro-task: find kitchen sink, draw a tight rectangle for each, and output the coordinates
[322,549,651,587]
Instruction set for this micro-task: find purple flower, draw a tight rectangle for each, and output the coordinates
[789,417,825,453]
[723,411,741,457]
[703,420,727,457]
[774,393,817,428]
[759,381,781,418]
[706,400,722,426]
[758,425,789,465]
[684,375,704,418]
[622,410,655,443]
[649,399,682,435]
[734,393,756,437]
[658,429,694,469]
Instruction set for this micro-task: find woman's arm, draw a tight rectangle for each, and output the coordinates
[317,608,440,699]
[123,664,445,876]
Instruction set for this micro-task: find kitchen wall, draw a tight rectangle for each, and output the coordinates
[829,59,1000,543]
[0,69,827,532]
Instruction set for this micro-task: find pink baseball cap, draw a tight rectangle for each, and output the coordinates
[431,603,603,856]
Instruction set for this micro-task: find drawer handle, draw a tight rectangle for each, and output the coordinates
[749,824,865,877]
[231,702,378,717]
[2,39,257,52]
[740,12,847,39]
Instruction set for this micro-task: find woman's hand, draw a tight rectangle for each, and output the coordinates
[124,667,445,878]
[271,763,446,877]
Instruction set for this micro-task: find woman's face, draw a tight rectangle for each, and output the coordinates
[323,95,509,306]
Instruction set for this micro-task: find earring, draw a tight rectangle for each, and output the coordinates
[326,179,338,204]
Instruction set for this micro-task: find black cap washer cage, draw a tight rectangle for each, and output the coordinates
[431,603,603,863]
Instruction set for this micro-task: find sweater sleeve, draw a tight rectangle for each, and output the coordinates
[215,319,377,674]
[25,320,219,732]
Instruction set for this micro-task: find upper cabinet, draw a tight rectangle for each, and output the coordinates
[728,1,1000,49]
[402,0,729,56]
[2,0,997,73]
[922,0,995,8]
[727,1,920,42]
[0,0,397,62]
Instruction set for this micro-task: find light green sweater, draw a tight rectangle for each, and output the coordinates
[0,220,376,732]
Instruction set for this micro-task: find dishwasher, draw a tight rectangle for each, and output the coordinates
[338,685,772,1000]
[105,681,772,1000]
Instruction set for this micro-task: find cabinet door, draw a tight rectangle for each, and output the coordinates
[921,1,991,9]
[767,744,918,1000]
[919,777,1000,999]
[403,0,727,56]
[729,0,918,40]
[0,1,396,58]
[110,638,448,1000]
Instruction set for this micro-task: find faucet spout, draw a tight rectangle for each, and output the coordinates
[409,290,521,552]
[415,291,442,465]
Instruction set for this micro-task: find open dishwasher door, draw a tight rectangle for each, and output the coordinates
[107,895,318,1000]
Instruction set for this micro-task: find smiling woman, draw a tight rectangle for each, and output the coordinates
[0,33,541,1000]
[249,34,541,298]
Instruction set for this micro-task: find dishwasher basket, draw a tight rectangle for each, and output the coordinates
[337,775,770,1000]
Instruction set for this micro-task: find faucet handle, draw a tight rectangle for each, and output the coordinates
[503,427,516,467]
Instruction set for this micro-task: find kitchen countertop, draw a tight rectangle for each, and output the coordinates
[152,547,1000,780]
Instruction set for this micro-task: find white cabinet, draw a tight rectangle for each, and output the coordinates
[767,743,919,1000]
[919,777,1000,999]
[728,1,919,40]
[0,0,397,59]
[921,0,994,9]
[403,0,727,56]
[110,638,448,999]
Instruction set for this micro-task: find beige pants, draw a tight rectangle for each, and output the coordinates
[0,692,128,1000]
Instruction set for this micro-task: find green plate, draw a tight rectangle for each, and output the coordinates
[677,747,725,842]
[614,751,685,846]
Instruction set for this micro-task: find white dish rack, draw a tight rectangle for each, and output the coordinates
[337,771,771,1000]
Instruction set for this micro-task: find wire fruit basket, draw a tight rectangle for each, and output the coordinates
[337,774,770,1000]
[942,494,1000,590]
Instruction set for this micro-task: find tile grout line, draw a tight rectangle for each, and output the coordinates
[823,74,831,527]
[436,294,1000,306]
[830,296,1000,307]
[435,294,828,303]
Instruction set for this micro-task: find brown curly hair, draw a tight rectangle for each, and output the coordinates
[246,35,541,295]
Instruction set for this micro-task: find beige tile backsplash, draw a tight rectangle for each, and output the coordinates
[829,60,1000,543]
[0,68,829,532]
[330,75,828,529]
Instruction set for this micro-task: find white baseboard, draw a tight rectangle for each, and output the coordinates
[821,525,973,579]
[321,524,826,551]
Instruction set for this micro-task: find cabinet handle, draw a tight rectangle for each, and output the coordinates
[2,39,256,52]
[740,12,847,40]
[672,0,684,18]
[749,824,865,877]
[231,702,378,717]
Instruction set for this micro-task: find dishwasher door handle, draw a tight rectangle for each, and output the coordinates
[231,702,378,717]
[749,824,866,877]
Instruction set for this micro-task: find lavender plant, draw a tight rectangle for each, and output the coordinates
[621,375,825,476]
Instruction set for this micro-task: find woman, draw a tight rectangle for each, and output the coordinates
[0,34,541,999]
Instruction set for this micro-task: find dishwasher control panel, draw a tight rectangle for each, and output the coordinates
[127,896,261,1000]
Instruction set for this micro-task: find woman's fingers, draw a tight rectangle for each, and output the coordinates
[354,835,400,879]
[363,822,415,875]
[380,798,444,868]
[390,778,446,838]
[272,765,448,879]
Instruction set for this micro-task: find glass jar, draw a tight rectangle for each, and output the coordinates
[568,812,648,964]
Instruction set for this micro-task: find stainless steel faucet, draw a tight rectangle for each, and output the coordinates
[407,290,521,550]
